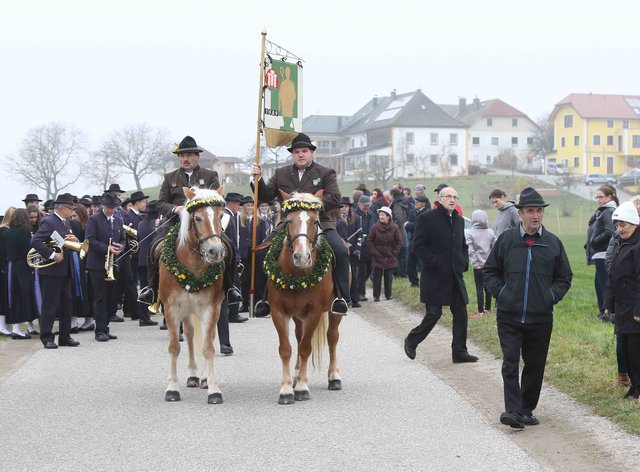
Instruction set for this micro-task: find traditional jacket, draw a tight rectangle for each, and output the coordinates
[84,210,126,272]
[30,213,75,277]
[157,165,220,218]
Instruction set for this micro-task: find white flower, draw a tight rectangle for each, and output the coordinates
[185,285,191,291]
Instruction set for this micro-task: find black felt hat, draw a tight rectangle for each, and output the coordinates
[105,183,125,194]
[53,194,76,206]
[101,192,121,208]
[91,195,102,205]
[515,187,549,209]
[173,136,203,154]
[340,196,351,206]
[78,197,92,207]
[129,191,149,203]
[287,133,316,153]
[433,183,449,193]
[240,196,254,206]
[23,193,42,203]
[225,192,243,203]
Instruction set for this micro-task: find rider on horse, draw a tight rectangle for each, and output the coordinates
[251,132,350,316]
[138,136,242,307]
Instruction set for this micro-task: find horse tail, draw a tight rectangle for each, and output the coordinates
[311,311,328,370]
[191,313,205,371]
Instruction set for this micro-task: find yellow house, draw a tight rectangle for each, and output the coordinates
[546,93,640,175]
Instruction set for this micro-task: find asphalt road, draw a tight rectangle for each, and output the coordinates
[0,310,540,472]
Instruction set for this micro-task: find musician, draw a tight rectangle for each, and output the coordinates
[135,199,159,326]
[22,193,42,209]
[138,135,242,307]
[223,192,248,324]
[30,193,81,349]
[85,192,126,342]
[251,132,349,316]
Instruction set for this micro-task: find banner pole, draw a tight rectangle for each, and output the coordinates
[250,28,267,318]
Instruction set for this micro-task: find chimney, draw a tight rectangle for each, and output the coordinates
[372,95,378,106]
[459,97,467,113]
[473,97,480,110]
[390,89,397,98]
[338,116,343,129]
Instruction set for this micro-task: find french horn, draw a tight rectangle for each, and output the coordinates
[27,240,90,269]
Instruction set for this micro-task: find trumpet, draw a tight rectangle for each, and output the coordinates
[27,240,90,269]
[123,224,139,254]
[105,238,116,281]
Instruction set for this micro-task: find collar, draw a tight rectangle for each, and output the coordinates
[293,161,314,172]
[519,224,543,238]
[131,208,140,216]
[53,211,66,222]
[102,210,114,220]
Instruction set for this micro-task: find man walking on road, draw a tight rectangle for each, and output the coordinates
[403,186,478,364]
[484,187,573,429]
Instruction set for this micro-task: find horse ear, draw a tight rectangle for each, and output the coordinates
[314,189,324,199]
[279,189,291,201]
[217,185,225,195]
[183,187,195,200]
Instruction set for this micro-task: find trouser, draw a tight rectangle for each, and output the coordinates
[136,267,151,321]
[594,259,607,312]
[118,254,137,316]
[407,250,421,285]
[372,267,394,299]
[473,268,491,312]
[349,256,359,302]
[356,260,372,297]
[394,246,408,278]
[89,270,118,335]
[620,334,640,398]
[405,286,469,355]
[497,315,553,415]
[39,275,72,345]
[617,333,628,373]
[217,300,230,347]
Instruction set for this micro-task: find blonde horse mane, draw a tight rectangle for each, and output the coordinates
[178,187,224,246]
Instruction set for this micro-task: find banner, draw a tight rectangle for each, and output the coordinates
[263,58,303,148]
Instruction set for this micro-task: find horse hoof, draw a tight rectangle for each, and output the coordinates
[200,378,208,389]
[186,376,199,388]
[165,390,181,402]
[207,393,223,404]
[278,394,295,405]
[294,390,310,401]
[328,379,342,391]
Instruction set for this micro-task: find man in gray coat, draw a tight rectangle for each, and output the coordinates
[489,188,521,237]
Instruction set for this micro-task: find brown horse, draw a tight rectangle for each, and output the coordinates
[158,186,228,404]
[265,191,343,405]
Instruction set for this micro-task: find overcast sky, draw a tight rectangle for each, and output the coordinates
[1,0,638,210]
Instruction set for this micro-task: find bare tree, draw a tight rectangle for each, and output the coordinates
[100,124,171,190]
[7,122,85,200]
[85,149,121,192]
[532,113,554,158]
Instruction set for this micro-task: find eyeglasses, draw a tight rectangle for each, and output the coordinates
[595,195,607,200]
[441,195,459,200]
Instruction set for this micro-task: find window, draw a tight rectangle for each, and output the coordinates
[564,115,573,128]
[487,118,493,126]
[512,137,518,146]
[607,120,614,128]
[593,156,601,167]
[472,137,480,146]
[430,133,438,145]
[561,137,566,147]
[606,135,614,146]
[449,154,458,166]
[512,118,518,127]
[633,135,640,148]
[406,132,414,144]
[527,137,534,145]
[491,137,499,146]
[623,120,629,129]
[450,133,458,145]
[574,136,580,146]
[593,135,601,146]
[405,153,414,164]
[429,154,438,165]
[573,157,580,167]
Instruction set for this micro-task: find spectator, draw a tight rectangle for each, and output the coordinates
[353,195,377,301]
[466,210,496,317]
[414,184,426,198]
[405,194,430,287]
[337,197,362,307]
[433,183,463,216]
[489,188,520,237]
[0,207,17,336]
[366,206,402,302]
[389,187,409,278]
[371,188,387,212]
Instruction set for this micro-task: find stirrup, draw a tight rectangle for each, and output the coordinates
[254,300,271,318]
[331,297,349,316]
[137,286,154,305]
[226,287,242,305]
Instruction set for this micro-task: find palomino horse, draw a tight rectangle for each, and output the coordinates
[158,186,228,404]
[264,191,343,405]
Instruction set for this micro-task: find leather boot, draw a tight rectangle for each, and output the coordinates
[614,372,631,388]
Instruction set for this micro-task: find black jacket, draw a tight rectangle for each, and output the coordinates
[586,203,616,263]
[484,226,572,323]
[605,229,640,335]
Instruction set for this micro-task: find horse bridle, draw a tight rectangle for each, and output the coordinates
[285,219,323,251]
[189,213,225,260]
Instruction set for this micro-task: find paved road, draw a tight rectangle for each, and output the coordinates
[0,310,540,472]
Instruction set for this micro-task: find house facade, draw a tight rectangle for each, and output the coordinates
[546,93,640,174]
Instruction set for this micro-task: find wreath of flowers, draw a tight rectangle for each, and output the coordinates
[161,224,223,293]
[263,228,332,291]
[185,195,225,214]
[281,199,323,214]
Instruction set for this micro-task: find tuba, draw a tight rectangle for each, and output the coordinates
[27,240,90,269]
[123,224,139,254]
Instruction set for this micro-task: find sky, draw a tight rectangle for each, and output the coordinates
[1,0,639,210]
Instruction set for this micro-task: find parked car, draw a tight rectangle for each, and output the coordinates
[468,163,489,175]
[518,162,543,174]
[547,163,568,175]
[617,169,640,187]
[583,174,617,186]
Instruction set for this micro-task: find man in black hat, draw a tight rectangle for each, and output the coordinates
[222,192,247,325]
[250,132,350,316]
[105,183,126,195]
[30,194,81,349]
[484,187,573,429]
[23,193,42,208]
[90,195,102,216]
[139,136,242,307]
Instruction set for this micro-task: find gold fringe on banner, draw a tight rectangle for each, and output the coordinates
[264,129,298,149]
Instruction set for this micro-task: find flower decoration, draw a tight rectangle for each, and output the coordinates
[281,199,323,214]
[161,224,223,293]
[263,228,332,291]
[185,195,226,214]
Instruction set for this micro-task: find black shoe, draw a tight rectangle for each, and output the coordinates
[110,315,125,323]
[500,411,525,429]
[107,333,118,340]
[331,298,348,315]
[374,298,380,302]
[43,341,58,349]
[359,296,368,302]
[59,338,80,347]
[95,333,110,342]
[159,324,167,331]
[79,324,95,332]
[452,352,478,363]
[179,334,184,342]
[385,296,393,301]
[522,414,539,426]
[238,305,249,313]
[70,326,79,334]
[130,315,139,321]
[10,332,31,340]
[139,319,159,327]
[220,344,234,355]
[254,300,271,318]
[226,287,243,305]
[410,283,419,287]
[229,314,248,323]
[404,338,416,360]
[350,302,362,308]
[137,287,154,305]
[28,329,39,335]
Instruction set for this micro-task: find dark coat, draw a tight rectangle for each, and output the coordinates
[2,227,37,324]
[605,229,640,335]
[137,218,157,269]
[412,202,469,305]
[124,209,143,267]
[30,213,75,278]
[254,161,341,230]
[367,221,402,270]
[223,208,240,263]
[157,165,220,218]
[586,203,616,263]
[238,217,267,260]
[353,207,377,262]
[84,210,126,272]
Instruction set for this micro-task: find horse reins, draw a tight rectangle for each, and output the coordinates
[285,220,323,251]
